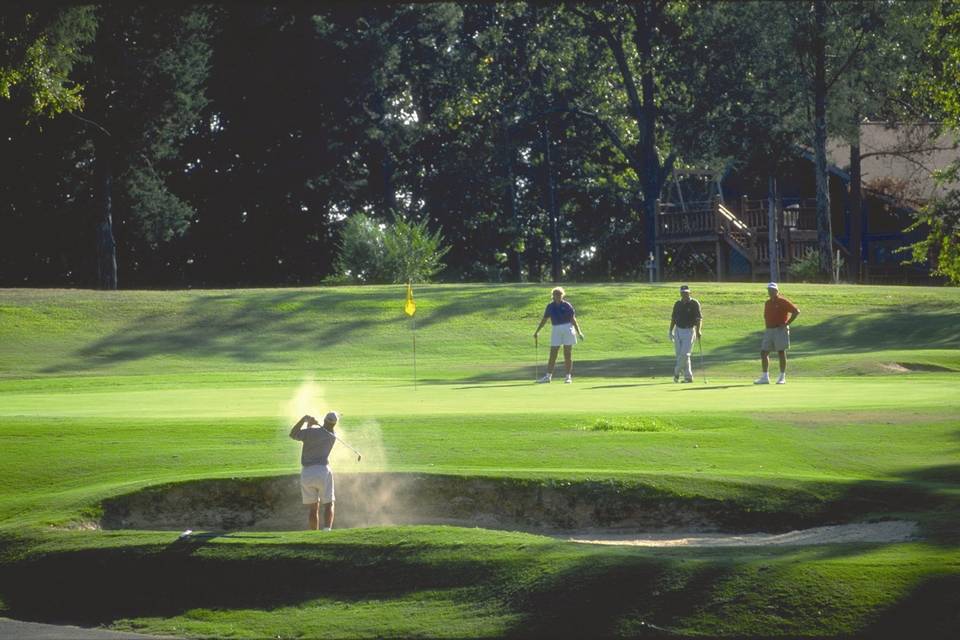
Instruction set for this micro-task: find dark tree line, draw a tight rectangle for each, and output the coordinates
[0,2,950,288]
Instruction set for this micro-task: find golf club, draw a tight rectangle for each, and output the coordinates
[311,417,362,462]
[332,432,363,462]
[535,333,539,382]
[697,335,707,384]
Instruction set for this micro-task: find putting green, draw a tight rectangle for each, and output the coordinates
[0,283,958,639]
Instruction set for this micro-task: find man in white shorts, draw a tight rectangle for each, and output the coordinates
[755,282,800,385]
[533,286,585,383]
[289,411,339,530]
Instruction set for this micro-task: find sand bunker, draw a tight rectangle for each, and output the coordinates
[567,520,917,547]
[97,473,918,547]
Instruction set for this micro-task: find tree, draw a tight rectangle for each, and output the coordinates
[0,7,96,286]
[333,212,448,284]
[566,2,682,264]
[904,0,960,283]
[786,0,895,279]
[0,6,96,120]
[76,5,211,288]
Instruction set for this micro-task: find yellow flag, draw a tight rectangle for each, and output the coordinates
[404,282,416,316]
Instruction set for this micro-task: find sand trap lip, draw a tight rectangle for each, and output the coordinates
[566,520,918,547]
[98,475,921,547]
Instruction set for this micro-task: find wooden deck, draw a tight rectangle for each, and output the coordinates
[655,197,845,280]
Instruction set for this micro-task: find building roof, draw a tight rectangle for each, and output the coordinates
[826,122,959,205]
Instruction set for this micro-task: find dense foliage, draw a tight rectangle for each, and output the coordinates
[0,2,952,287]
[333,213,449,284]
[904,0,960,284]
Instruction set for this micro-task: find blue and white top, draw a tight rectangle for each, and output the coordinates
[544,301,575,325]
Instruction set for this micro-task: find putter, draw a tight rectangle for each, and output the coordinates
[697,336,707,384]
[535,334,539,382]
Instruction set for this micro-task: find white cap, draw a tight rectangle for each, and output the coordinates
[767,282,779,290]
[323,411,339,425]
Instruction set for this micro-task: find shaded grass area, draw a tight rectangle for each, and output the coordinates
[0,528,958,639]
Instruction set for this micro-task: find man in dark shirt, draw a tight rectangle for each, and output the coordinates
[289,412,339,530]
[668,285,702,383]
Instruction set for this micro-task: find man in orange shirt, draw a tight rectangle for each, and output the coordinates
[755,282,800,385]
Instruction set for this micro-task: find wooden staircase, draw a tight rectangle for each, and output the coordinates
[717,203,754,263]
[655,197,849,280]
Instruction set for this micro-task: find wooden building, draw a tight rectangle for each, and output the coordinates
[655,124,956,283]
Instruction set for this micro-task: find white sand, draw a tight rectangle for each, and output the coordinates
[566,520,918,547]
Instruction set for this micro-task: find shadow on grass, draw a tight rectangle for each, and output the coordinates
[42,286,549,375]
[42,290,397,373]
[0,538,509,627]
[0,463,957,636]
[41,287,960,381]
[586,382,667,389]
[441,356,676,384]
[679,384,753,391]
[861,572,960,639]
[707,309,960,363]
[454,382,537,390]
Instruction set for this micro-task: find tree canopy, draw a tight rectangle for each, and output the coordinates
[0,2,952,287]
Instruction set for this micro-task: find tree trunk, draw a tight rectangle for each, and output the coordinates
[850,123,863,283]
[813,0,834,279]
[94,134,118,290]
[634,9,671,262]
[542,122,561,282]
[501,115,523,281]
[768,175,780,283]
[372,88,396,215]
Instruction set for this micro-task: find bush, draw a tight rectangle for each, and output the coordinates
[382,215,450,284]
[335,213,449,284]
[787,249,822,282]
[787,249,844,282]
[903,189,960,285]
[334,213,388,283]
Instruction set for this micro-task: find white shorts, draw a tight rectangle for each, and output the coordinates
[550,323,577,347]
[300,464,335,504]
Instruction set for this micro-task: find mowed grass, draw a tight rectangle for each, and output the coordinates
[0,283,959,638]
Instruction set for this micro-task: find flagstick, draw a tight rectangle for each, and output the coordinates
[412,313,417,390]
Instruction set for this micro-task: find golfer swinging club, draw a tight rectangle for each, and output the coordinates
[669,284,702,383]
[533,286,584,384]
[289,411,340,531]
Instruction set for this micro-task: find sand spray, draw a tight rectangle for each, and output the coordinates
[281,379,411,524]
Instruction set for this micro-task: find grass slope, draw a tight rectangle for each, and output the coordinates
[0,283,958,638]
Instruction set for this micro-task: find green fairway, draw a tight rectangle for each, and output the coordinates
[1,283,958,638]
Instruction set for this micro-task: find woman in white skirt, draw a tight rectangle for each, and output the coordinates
[533,286,585,383]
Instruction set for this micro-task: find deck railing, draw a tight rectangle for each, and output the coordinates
[739,197,819,231]
[657,200,717,237]
[655,197,844,267]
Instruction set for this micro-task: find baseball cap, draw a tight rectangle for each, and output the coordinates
[679,285,691,293]
[323,411,339,425]
[767,282,779,290]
